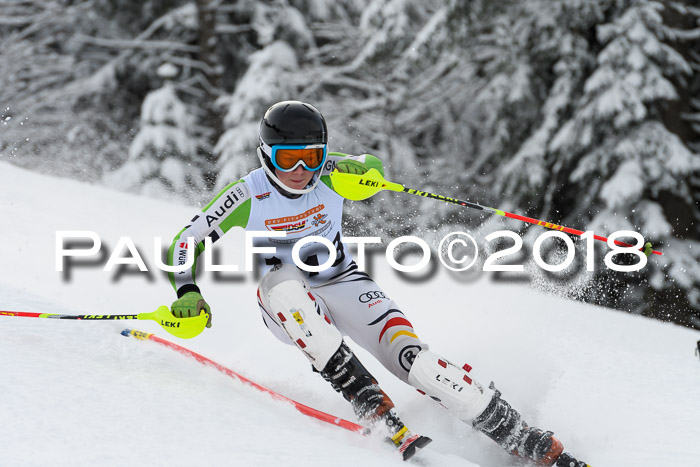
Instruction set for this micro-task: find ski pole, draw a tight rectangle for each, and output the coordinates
[0,306,209,339]
[121,328,367,434]
[329,168,663,256]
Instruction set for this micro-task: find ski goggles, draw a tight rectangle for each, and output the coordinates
[262,142,328,172]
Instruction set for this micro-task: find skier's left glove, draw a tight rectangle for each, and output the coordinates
[642,241,653,257]
[336,159,369,175]
[171,290,212,328]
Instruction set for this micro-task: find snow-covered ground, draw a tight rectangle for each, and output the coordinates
[2,161,699,467]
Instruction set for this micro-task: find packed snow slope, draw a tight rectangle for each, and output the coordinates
[1,161,699,467]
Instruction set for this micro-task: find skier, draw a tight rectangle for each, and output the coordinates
[166,100,590,466]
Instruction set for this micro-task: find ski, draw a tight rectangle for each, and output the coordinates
[395,432,433,461]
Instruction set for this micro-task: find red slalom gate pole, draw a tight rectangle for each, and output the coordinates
[121,328,366,434]
[400,187,663,256]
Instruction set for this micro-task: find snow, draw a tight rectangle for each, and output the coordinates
[599,159,645,209]
[101,81,206,204]
[549,119,577,152]
[651,237,700,292]
[636,201,672,239]
[136,85,193,144]
[213,130,260,189]
[400,7,447,63]
[2,161,700,467]
[223,41,298,125]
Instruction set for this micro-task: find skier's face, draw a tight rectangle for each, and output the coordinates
[275,165,315,191]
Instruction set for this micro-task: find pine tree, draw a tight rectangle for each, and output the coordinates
[417,0,700,326]
[544,1,698,323]
[213,0,379,190]
[214,41,300,189]
[2,0,699,327]
[104,64,207,203]
[0,0,130,180]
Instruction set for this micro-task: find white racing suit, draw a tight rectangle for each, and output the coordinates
[167,153,581,466]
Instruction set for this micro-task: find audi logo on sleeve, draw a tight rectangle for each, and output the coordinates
[358,291,386,303]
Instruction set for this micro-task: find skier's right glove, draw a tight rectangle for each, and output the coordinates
[171,291,212,328]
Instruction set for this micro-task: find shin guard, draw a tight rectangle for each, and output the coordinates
[259,264,342,371]
[407,349,494,421]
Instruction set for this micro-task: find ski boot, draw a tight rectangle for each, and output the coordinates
[473,385,589,466]
[320,341,432,460]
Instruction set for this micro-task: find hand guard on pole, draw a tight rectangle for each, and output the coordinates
[336,159,370,175]
[171,291,212,328]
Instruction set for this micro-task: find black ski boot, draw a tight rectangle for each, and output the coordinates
[472,385,589,466]
[320,341,432,460]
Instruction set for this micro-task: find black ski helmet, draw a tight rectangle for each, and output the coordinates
[257,100,328,195]
[259,100,328,147]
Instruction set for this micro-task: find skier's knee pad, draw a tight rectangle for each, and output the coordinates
[258,264,342,371]
[407,349,494,421]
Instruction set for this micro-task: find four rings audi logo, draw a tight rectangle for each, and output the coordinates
[358,291,386,303]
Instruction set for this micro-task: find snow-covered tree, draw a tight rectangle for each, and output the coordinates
[214,41,300,189]
[491,0,700,323]
[305,0,446,238]
[105,64,207,203]
[213,0,380,191]
[2,0,699,327]
[0,0,130,180]
[493,1,602,212]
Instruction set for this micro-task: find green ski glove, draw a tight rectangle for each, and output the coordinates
[336,159,369,175]
[642,242,653,257]
[171,291,212,328]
